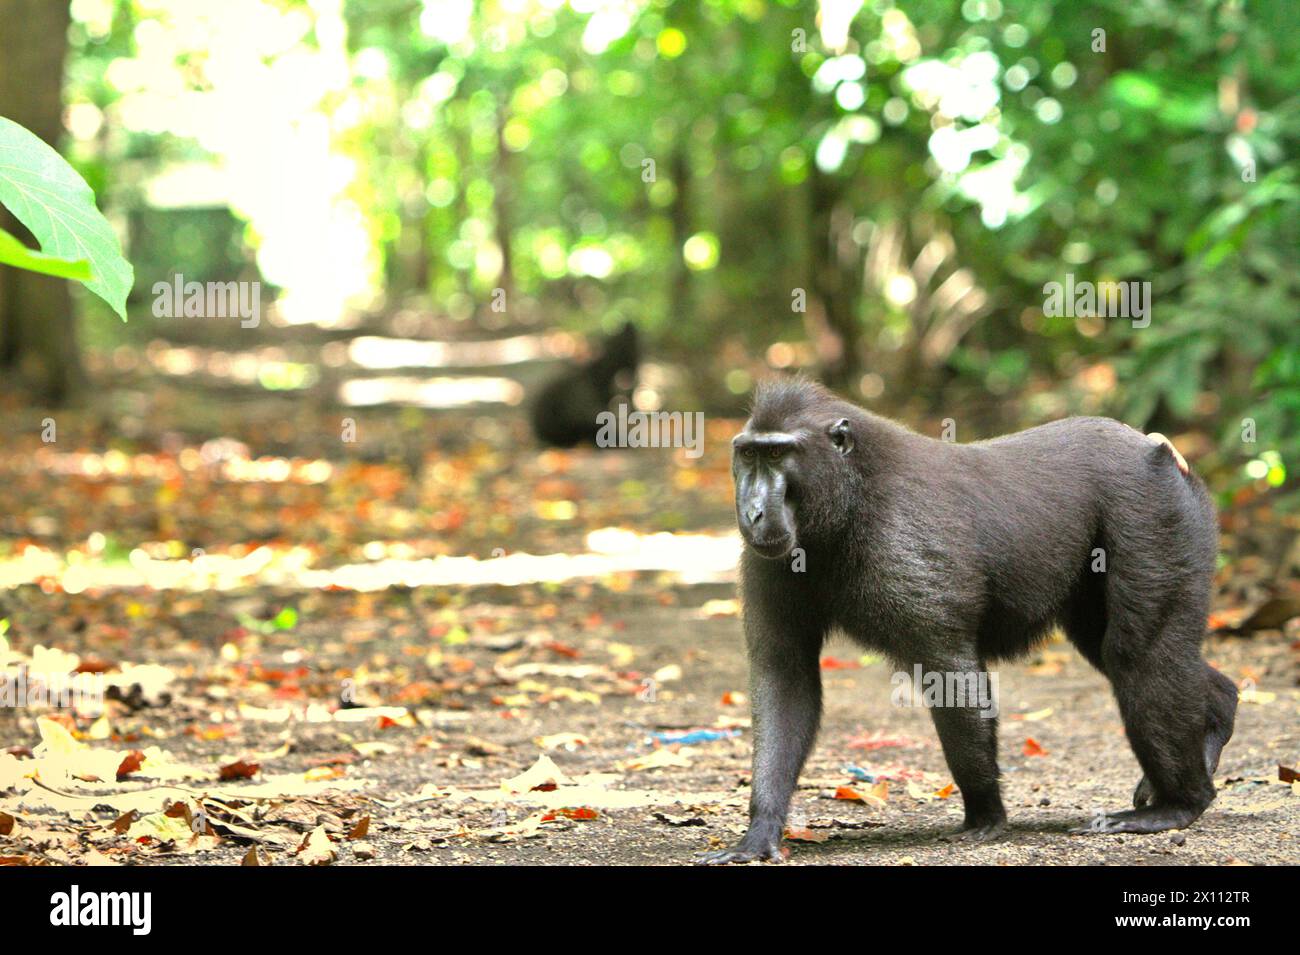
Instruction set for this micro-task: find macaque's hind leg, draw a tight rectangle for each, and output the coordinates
[1133,665,1237,809]
[927,663,1006,840]
[1076,608,1216,835]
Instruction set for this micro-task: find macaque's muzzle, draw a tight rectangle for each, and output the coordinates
[736,479,796,559]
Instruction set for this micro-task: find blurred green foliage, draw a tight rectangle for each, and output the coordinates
[63,0,1299,498]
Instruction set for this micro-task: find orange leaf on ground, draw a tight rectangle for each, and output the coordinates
[541,807,598,821]
[219,759,260,781]
[1023,737,1048,757]
[116,750,145,781]
[846,730,911,750]
[305,765,347,782]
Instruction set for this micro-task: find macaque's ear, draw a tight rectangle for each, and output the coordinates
[828,418,854,456]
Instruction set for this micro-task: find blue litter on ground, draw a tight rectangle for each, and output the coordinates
[652,728,741,745]
[844,764,881,782]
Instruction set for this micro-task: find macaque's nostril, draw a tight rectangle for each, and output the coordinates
[746,503,764,526]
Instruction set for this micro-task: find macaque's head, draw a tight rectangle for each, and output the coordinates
[732,382,856,559]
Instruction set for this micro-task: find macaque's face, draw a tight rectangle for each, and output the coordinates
[731,417,855,559]
[731,429,802,558]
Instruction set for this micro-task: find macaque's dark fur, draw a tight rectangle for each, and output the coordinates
[701,378,1236,863]
[531,322,639,448]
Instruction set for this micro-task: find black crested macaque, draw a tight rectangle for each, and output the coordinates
[700,379,1236,864]
[531,322,639,448]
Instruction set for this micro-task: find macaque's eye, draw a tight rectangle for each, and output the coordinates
[766,447,786,463]
[739,447,756,462]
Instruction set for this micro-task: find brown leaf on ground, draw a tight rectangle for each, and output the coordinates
[219,759,261,781]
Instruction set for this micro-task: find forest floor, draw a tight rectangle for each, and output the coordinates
[0,316,1297,866]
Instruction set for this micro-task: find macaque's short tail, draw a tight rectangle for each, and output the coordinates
[1146,432,1189,476]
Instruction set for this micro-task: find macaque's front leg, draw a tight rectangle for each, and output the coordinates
[699,623,822,864]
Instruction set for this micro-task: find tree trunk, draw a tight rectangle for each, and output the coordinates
[0,0,82,404]
[808,169,860,391]
[492,99,515,316]
[668,145,692,332]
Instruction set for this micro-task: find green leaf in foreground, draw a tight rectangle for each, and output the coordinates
[0,226,92,281]
[0,115,133,319]
[272,607,298,631]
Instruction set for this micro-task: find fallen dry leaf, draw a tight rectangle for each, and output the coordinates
[619,748,691,771]
[242,846,271,866]
[501,755,571,794]
[540,807,598,821]
[296,825,336,866]
[536,732,588,751]
[218,759,260,781]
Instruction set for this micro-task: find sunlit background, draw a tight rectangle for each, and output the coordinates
[1,0,1297,589]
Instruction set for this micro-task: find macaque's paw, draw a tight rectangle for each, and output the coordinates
[697,837,785,865]
[1132,776,1155,809]
[954,819,1007,843]
[1070,805,1199,835]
